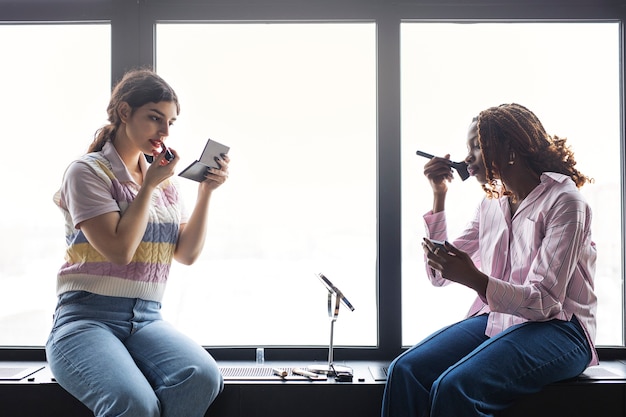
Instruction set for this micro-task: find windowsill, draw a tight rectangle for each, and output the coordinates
[0,360,390,385]
[2,359,626,386]
[2,359,626,417]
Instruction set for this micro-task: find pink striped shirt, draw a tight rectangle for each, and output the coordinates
[424,172,598,366]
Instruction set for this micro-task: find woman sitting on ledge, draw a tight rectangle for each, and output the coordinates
[382,103,597,417]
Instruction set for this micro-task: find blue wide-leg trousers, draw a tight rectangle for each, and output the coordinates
[381,314,591,417]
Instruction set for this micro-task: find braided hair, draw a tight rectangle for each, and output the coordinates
[476,103,592,199]
[88,68,180,153]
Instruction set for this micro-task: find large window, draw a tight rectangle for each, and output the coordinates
[0,1,624,360]
[401,22,622,346]
[155,22,377,347]
[0,23,111,346]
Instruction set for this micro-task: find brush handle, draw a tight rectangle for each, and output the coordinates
[416,150,436,159]
[416,150,454,166]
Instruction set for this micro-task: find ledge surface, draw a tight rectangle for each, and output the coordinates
[2,360,626,417]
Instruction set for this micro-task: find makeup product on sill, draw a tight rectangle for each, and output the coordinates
[292,368,319,379]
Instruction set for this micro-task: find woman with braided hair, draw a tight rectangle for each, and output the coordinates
[46,69,227,417]
[382,103,597,417]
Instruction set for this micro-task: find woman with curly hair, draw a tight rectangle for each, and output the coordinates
[382,103,597,417]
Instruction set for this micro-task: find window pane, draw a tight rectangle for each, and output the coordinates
[156,23,377,346]
[0,23,111,345]
[401,22,622,346]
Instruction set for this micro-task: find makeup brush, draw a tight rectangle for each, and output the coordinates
[416,150,470,181]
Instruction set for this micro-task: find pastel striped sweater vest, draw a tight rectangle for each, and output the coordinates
[54,152,182,302]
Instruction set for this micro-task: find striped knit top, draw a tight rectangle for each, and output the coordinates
[53,140,187,302]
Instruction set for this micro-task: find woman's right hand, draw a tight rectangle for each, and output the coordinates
[423,153,454,195]
[144,147,179,189]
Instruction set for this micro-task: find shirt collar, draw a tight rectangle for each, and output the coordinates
[102,140,148,185]
[499,172,570,213]
[541,171,570,184]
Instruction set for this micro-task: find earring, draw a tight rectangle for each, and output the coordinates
[508,151,515,165]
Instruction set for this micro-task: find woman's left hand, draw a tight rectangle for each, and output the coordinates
[422,238,488,296]
[200,154,230,192]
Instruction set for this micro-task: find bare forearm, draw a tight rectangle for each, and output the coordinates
[175,191,212,265]
[432,191,446,213]
[464,270,488,298]
[116,187,154,248]
[82,185,155,265]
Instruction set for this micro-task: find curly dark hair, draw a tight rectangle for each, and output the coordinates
[476,103,592,199]
[88,68,180,153]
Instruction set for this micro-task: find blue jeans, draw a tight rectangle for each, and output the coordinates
[45,291,223,417]
[381,314,591,417]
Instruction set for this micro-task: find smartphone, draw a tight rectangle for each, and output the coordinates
[427,239,447,252]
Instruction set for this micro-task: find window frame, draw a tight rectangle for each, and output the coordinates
[0,0,624,363]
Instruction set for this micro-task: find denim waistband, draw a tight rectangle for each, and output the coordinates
[53,291,163,336]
